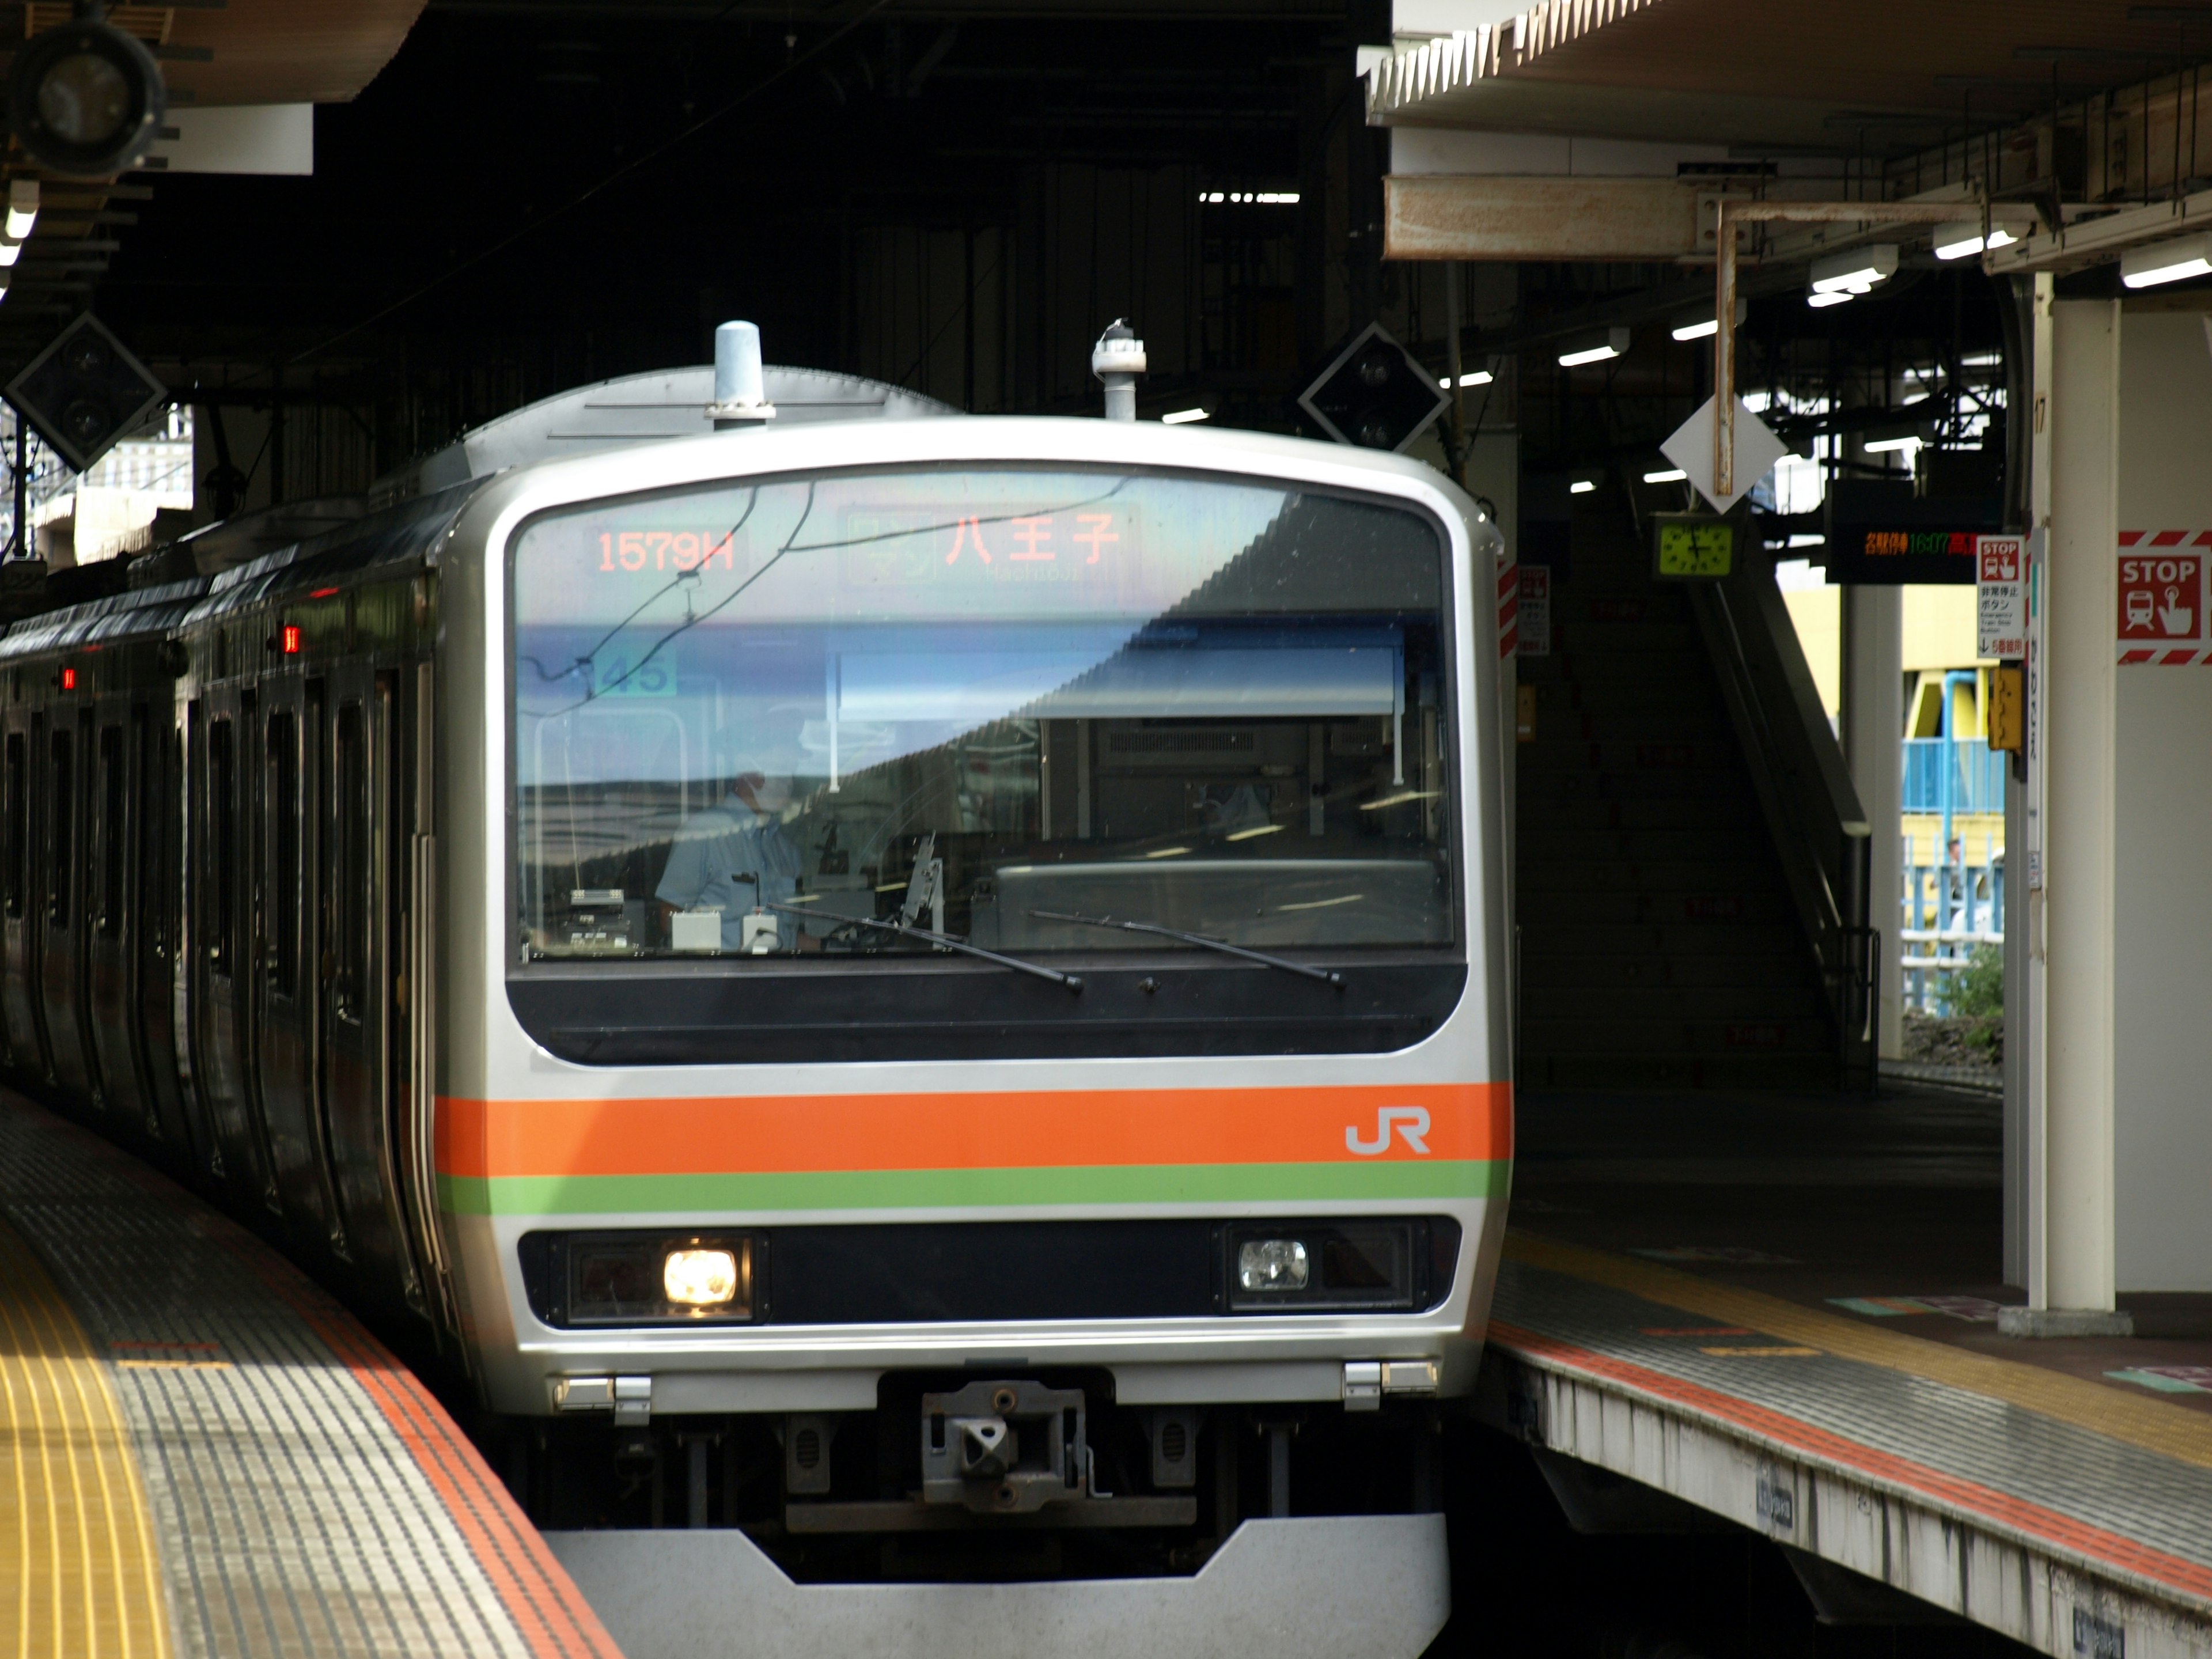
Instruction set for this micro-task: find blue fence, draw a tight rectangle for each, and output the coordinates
[1901,737,2008,814]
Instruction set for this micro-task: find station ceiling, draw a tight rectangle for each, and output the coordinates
[1369,0,2212,148]
[0,0,425,350]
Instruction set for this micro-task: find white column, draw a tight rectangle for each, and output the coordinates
[2005,295,2126,1334]
[1841,586,1903,1060]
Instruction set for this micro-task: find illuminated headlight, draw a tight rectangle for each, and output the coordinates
[1238,1238,1309,1292]
[533,1232,759,1325]
[664,1247,740,1306]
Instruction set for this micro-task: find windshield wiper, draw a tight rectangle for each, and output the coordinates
[1027,909,1343,987]
[758,902,1082,992]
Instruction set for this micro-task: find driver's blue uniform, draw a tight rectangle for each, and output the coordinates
[655,789,805,952]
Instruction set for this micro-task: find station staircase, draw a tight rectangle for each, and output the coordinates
[1514,497,1873,1090]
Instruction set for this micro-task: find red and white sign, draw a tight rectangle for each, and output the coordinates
[1976,533,2027,659]
[2117,531,2211,664]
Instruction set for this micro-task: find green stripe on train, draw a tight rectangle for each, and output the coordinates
[437,1159,1510,1217]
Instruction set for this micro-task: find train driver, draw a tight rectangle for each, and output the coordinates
[655,771,809,952]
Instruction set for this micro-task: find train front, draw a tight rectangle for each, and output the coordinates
[439,416,1510,1654]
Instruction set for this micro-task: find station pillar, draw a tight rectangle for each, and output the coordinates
[1841,586,1902,1061]
[2009,290,2126,1334]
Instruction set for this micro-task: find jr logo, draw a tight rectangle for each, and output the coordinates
[1346,1105,1432,1157]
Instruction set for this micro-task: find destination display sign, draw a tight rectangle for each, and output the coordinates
[1823,480,1997,584]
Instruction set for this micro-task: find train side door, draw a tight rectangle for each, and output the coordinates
[88,709,152,1137]
[0,710,47,1080]
[39,706,99,1108]
[322,669,422,1311]
[136,699,199,1164]
[193,689,273,1206]
[255,676,341,1256]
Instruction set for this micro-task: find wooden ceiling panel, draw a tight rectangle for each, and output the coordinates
[6,0,428,108]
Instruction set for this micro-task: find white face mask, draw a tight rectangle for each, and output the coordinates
[744,776,793,816]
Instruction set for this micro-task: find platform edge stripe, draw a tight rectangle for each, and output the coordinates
[1505,1231,2212,1471]
[210,1239,626,1659]
[0,1214,173,1659]
[5,1217,173,1659]
[27,1283,142,1659]
[307,1319,628,1659]
[1490,1320,2212,1611]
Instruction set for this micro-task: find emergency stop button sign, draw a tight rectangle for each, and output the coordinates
[2117,532,2210,664]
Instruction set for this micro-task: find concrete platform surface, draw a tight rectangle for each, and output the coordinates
[1483,1086,2212,1658]
[0,1086,622,1659]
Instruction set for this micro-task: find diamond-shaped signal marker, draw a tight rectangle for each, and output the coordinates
[1298,323,1450,454]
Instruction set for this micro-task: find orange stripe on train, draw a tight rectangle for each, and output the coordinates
[436,1082,1512,1181]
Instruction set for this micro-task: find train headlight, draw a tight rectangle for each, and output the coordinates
[1225,1221,1449,1313]
[664,1247,740,1307]
[538,1232,758,1325]
[1237,1238,1309,1292]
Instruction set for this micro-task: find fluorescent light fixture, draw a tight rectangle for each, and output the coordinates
[5,181,36,242]
[1960,350,2002,368]
[1558,327,1629,368]
[0,240,19,269]
[1806,289,1854,309]
[1143,844,1192,859]
[1810,245,1899,293]
[1225,823,1283,841]
[1198,190,1300,205]
[1786,533,1827,549]
[1933,220,2019,261]
[1255,192,1300,204]
[1643,467,1688,484]
[2122,233,2212,289]
[1569,477,1599,495]
[1160,407,1210,425]
[1670,297,1748,342]
[1863,434,1921,454]
[1436,369,1494,388]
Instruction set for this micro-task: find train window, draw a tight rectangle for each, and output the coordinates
[268,713,299,998]
[98,725,124,937]
[210,718,235,974]
[510,468,1456,965]
[48,729,71,926]
[3,732,22,919]
[334,702,366,1020]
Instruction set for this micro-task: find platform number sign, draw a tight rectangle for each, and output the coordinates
[2116,532,2210,663]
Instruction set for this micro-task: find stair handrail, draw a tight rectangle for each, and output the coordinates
[1685,556,1876,1087]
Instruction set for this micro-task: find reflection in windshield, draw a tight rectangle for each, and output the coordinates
[510,467,1456,964]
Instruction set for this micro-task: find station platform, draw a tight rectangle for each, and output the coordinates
[1485,1086,2212,1658]
[0,1086,621,1659]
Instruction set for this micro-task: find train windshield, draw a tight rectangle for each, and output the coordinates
[509,466,1456,965]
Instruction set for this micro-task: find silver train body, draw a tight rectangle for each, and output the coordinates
[0,366,1512,1659]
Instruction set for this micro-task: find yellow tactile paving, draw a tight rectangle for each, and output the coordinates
[1508,1230,2212,1472]
[0,1214,171,1659]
